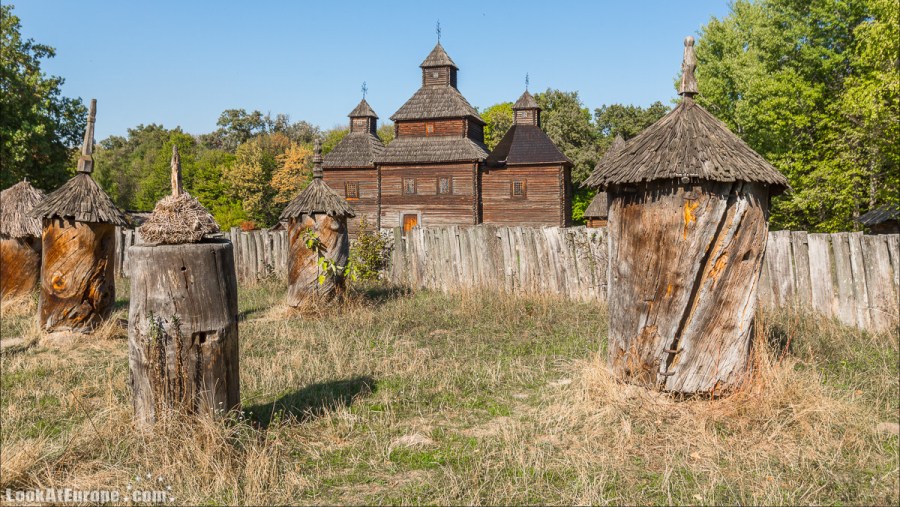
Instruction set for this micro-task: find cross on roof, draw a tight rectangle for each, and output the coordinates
[525,73,530,91]
[361,81,368,99]
[436,20,441,42]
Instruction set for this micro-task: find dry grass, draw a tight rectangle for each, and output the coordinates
[0,280,897,505]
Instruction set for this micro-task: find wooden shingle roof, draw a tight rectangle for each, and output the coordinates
[513,90,539,110]
[584,38,789,194]
[30,99,128,225]
[855,204,899,226]
[348,99,378,118]
[485,125,570,167]
[420,43,458,69]
[376,136,488,164]
[390,85,483,123]
[0,180,45,238]
[323,132,384,168]
[281,141,355,218]
[583,192,608,219]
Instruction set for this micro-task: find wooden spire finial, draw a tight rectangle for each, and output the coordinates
[679,36,699,99]
[436,20,441,42]
[171,145,183,197]
[312,139,323,179]
[525,73,529,91]
[77,98,97,174]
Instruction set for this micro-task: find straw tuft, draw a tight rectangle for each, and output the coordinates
[138,193,220,245]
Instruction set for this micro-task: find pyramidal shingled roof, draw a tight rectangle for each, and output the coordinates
[486,125,570,167]
[348,99,378,118]
[420,43,458,69]
[513,90,539,110]
[323,132,384,168]
[281,141,355,218]
[391,85,483,122]
[583,37,789,194]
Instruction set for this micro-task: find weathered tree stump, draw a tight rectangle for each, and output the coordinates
[127,240,240,426]
[0,237,41,299]
[286,213,350,307]
[38,218,116,333]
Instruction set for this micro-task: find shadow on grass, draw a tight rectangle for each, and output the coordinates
[246,375,377,428]
[350,283,411,307]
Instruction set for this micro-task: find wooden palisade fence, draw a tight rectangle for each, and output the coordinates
[114,225,899,333]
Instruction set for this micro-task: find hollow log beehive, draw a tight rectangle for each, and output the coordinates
[584,38,789,394]
[0,180,45,300]
[30,99,128,332]
[127,146,237,426]
[281,140,355,307]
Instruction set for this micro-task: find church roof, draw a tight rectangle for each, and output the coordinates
[323,132,384,168]
[348,98,378,118]
[513,90,539,110]
[376,136,488,164]
[390,83,483,123]
[486,125,570,167]
[420,43,458,69]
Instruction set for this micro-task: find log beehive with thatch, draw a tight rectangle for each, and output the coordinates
[584,37,789,394]
[31,99,128,333]
[281,140,355,307]
[583,135,625,228]
[127,145,239,426]
[0,180,46,300]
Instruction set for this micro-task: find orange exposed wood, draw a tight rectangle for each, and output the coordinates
[38,218,116,333]
[0,237,40,300]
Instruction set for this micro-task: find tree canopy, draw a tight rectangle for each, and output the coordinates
[0,4,85,189]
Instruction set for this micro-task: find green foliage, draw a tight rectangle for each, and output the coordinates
[225,133,292,226]
[481,102,513,150]
[199,109,319,152]
[321,127,349,155]
[303,228,352,284]
[349,216,390,281]
[534,89,598,185]
[696,0,898,231]
[594,102,669,148]
[377,123,395,145]
[0,4,86,190]
[570,187,595,225]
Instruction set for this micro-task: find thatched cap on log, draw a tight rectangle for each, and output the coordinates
[280,140,355,219]
[138,146,220,245]
[31,99,128,226]
[584,37,790,195]
[0,180,46,238]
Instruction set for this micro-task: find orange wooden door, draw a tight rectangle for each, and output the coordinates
[402,214,418,233]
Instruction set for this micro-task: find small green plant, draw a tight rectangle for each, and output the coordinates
[303,228,353,285]
[348,216,390,281]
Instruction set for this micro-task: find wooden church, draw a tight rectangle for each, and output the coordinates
[322,42,572,233]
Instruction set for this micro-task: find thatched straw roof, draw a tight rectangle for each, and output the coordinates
[31,99,128,225]
[281,141,355,219]
[377,136,488,164]
[0,180,46,238]
[138,146,220,244]
[584,37,789,194]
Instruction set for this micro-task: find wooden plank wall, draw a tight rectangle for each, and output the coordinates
[112,225,899,332]
[115,227,289,284]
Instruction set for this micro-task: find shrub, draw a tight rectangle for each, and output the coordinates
[349,216,390,281]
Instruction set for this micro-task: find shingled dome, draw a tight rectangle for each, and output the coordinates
[0,180,46,239]
[31,99,128,226]
[584,37,789,194]
[348,98,378,119]
[281,141,355,219]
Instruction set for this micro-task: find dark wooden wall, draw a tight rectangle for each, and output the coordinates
[323,168,379,236]
[379,163,478,228]
[397,119,466,137]
[480,164,570,227]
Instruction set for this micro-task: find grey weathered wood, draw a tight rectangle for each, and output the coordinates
[861,235,898,331]
[807,233,835,318]
[847,232,871,329]
[766,230,795,307]
[790,231,811,308]
[127,241,240,426]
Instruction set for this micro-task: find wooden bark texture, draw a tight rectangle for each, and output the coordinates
[607,180,769,394]
[127,241,240,426]
[286,214,349,307]
[38,219,116,333]
[0,237,41,300]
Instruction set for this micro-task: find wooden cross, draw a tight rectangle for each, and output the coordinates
[436,20,441,42]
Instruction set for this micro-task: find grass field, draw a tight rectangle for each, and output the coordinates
[1,279,898,505]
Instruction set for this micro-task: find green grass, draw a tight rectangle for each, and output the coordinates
[0,278,897,505]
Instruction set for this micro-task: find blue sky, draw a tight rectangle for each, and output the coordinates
[14,0,732,140]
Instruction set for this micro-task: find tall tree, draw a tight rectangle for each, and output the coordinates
[534,89,598,185]
[0,4,86,190]
[481,102,513,150]
[696,0,897,231]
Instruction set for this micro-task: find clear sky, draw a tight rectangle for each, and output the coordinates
[14,0,732,140]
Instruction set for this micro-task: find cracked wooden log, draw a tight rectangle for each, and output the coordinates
[286,213,350,307]
[0,237,41,299]
[38,218,116,332]
[127,240,240,426]
[607,180,769,393]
